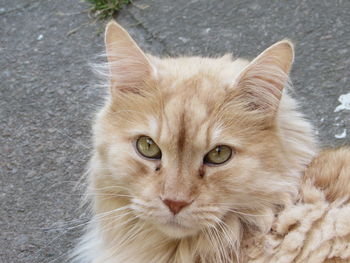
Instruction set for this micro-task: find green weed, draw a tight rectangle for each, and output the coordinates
[84,0,132,19]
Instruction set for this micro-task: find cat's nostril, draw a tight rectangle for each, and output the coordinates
[162,199,190,215]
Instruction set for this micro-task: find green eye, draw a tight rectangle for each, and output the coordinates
[204,145,232,165]
[136,136,162,159]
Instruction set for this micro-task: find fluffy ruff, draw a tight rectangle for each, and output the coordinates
[244,149,350,263]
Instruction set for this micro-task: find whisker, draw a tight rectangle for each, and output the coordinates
[88,185,131,192]
[54,128,90,149]
[60,193,133,198]
[33,205,132,232]
[198,203,272,217]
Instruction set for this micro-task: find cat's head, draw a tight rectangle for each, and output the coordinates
[90,21,316,239]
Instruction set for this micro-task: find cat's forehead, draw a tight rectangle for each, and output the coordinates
[153,56,249,88]
[158,104,213,152]
[163,92,209,135]
[117,56,250,148]
[144,57,250,147]
[156,80,224,149]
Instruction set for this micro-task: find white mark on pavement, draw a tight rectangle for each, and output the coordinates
[37,34,43,41]
[178,37,189,43]
[334,92,350,112]
[335,129,347,139]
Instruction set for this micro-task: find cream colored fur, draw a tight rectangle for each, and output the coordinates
[244,147,350,263]
[71,21,318,263]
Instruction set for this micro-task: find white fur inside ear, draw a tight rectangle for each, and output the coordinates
[104,21,155,92]
[233,41,294,113]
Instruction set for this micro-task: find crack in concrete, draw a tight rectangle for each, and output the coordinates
[123,9,173,56]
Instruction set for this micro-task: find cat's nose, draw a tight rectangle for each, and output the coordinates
[162,199,190,215]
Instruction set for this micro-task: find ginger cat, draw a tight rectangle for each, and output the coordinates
[72,21,317,263]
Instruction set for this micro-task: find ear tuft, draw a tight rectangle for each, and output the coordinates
[232,40,294,116]
[104,20,155,95]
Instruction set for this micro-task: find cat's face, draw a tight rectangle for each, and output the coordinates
[91,22,301,239]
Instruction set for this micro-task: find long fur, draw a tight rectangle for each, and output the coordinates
[244,147,350,263]
[71,22,317,263]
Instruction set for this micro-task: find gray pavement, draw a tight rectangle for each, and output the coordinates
[1,0,349,262]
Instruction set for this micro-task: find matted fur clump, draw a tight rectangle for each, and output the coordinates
[71,20,323,263]
[244,147,350,263]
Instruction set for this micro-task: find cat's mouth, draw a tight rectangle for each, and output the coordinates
[157,218,199,238]
[165,219,188,229]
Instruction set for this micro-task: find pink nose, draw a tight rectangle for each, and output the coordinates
[163,199,190,215]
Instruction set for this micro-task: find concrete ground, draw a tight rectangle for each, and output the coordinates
[1,0,349,262]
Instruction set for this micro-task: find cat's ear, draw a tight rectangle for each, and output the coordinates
[105,21,155,94]
[232,40,294,117]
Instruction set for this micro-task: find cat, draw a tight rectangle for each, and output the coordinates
[71,21,317,263]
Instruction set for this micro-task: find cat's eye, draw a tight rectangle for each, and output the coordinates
[136,136,162,159]
[204,145,232,165]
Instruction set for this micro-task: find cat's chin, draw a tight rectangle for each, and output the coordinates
[156,221,199,238]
